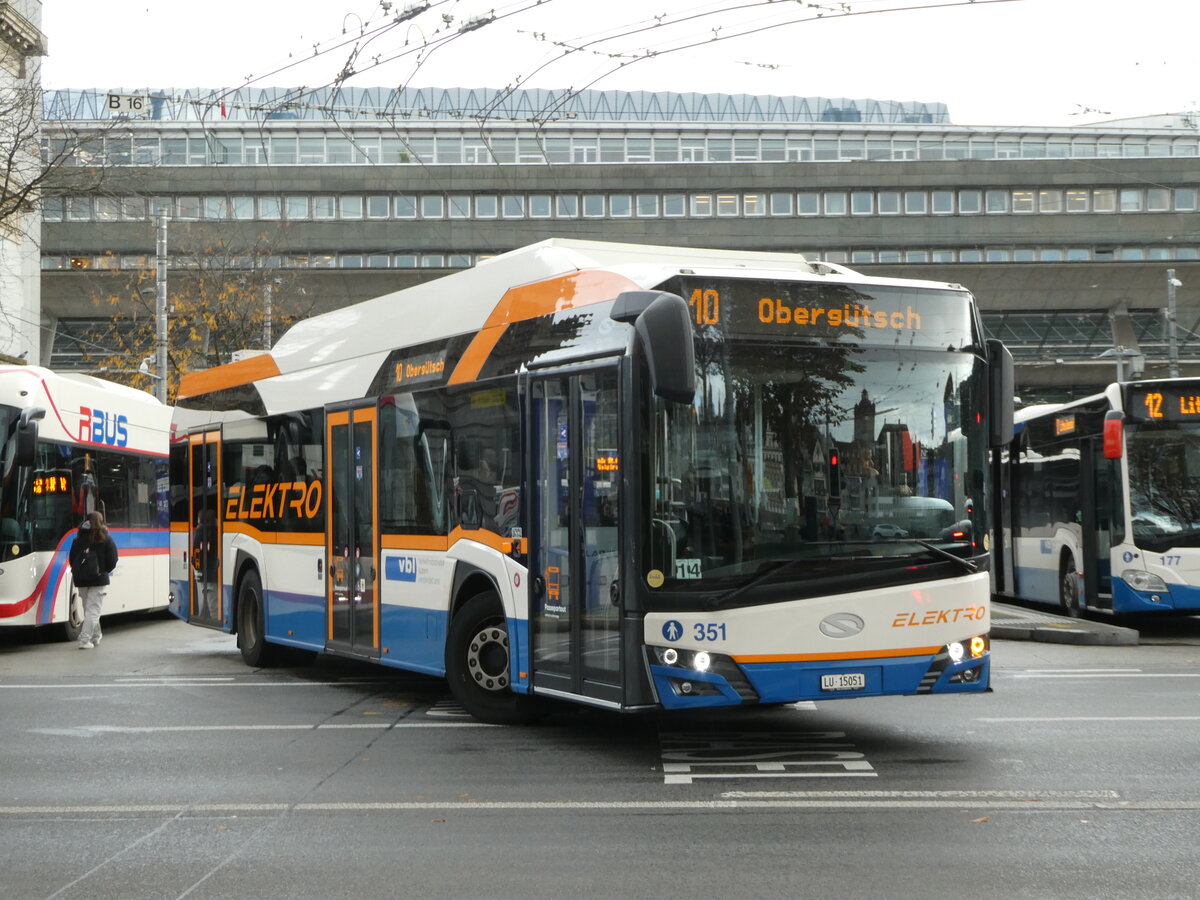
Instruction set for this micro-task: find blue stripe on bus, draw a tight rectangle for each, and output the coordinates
[651,652,989,709]
[1112,578,1200,613]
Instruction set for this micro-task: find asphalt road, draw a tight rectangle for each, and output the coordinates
[3,613,1200,900]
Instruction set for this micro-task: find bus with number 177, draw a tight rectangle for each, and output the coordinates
[0,366,171,639]
[169,239,1012,723]
[994,376,1200,616]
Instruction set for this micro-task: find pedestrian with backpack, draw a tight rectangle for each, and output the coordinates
[69,511,119,649]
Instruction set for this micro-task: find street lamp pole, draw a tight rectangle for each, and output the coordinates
[154,214,169,403]
[1167,268,1182,378]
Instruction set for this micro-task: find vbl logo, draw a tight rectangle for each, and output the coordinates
[79,407,129,447]
[386,555,418,582]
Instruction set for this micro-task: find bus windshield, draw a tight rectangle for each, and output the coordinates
[648,342,988,595]
[1126,420,1200,549]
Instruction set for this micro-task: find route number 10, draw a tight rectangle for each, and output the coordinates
[689,289,720,326]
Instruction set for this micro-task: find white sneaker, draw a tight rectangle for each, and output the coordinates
[93,634,102,646]
[77,641,94,650]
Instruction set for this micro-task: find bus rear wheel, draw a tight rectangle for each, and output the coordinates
[1060,556,1082,618]
[446,592,537,725]
[237,570,280,667]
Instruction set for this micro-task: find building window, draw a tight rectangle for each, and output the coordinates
[610,194,633,217]
[395,195,417,218]
[905,250,929,263]
[850,192,873,215]
[878,251,903,263]
[448,195,471,219]
[259,197,281,220]
[1038,190,1063,213]
[1175,188,1198,211]
[931,250,955,263]
[339,254,363,268]
[985,191,1009,213]
[367,195,390,218]
[796,193,819,216]
[529,194,552,218]
[960,249,983,262]
[824,193,847,216]
[177,196,202,219]
[1011,191,1035,213]
[850,251,876,264]
[367,254,390,268]
[716,194,740,217]
[502,195,525,218]
[904,192,927,215]
[663,194,686,217]
[1066,190,1089,212]
[878,192,901,215]
[475,195,498,219]
[769,192,793,216]
[1093,189,1116,212]
[958,191,981,214]
[1065,248,1090,261]
[421,195,445,219]
[637,194,660,217]
[1119,189,1142,212]
[1147,188,1171,212]
[743,193,765,216]
[313,196,336,219]
[689,193,713,216]
[556,195,579,218]
[1012,249,1036,262]
[583,194,605,218]
[931,191,954,214]
[395,254,418,268]
[339,196,363,219]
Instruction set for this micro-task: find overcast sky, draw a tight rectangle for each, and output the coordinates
[40,0,1200,127]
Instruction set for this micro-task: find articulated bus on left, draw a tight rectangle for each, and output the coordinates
[0,366,171,639]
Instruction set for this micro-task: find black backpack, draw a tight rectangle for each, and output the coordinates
[74,544,102,584]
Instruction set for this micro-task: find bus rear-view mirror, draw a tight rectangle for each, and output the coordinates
[611,290,696,404]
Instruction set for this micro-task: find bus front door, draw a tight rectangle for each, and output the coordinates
[529,369,622,707]
[326,406,380,657]
[187,430,223,626]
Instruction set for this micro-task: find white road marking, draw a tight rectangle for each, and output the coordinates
[28,721,493,735]
[1006,673,1200,679]
[0,680,393,690]
[8,796,1200,816]
[977,716,1200,722]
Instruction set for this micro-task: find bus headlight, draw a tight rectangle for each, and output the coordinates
[1123,570,1168,593]
[948,635,989,663]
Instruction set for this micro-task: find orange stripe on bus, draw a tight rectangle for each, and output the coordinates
[448,269,641,385]
[222,521,326,545]
[379,529,512,554]
[732,646,943,664]
[177,353,282,400]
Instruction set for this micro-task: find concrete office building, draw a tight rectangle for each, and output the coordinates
[39,86,1200,397]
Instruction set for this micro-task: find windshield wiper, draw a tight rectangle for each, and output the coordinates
[909,539,978,574]
[703,545,867,611]
[703,558,803,611]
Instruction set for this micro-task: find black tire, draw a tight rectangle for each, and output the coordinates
[61,580,84,643]
[1060,555,1082,618]
[236,569,280,667]
[446,592,538,725]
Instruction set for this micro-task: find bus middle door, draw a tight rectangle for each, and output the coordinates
[187,430,223,627]
[326,405,380,658]
[529,368,622,707]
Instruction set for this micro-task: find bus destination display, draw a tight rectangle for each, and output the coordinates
[1128,387,1200,423]
[675,278,974,350]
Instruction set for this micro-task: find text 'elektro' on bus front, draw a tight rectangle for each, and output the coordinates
[169,239,1013,723]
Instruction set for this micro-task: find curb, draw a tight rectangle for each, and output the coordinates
[991,616,1140,647]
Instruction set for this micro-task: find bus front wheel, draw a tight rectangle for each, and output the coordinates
[237,570,280,667]
[62,581,85,643]
[1060,556,1082,618]
[446,592,537,725]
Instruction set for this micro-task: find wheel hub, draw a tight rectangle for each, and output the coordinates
[466,625,509,692]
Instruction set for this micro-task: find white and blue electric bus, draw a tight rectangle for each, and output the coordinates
[994,377,1200,615]
[168,239,1012,722]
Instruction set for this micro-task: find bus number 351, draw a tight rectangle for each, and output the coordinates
[689,289,720,326]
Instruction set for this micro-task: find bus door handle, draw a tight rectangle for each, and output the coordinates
[610,579,620,606]
[532,576,545,598]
